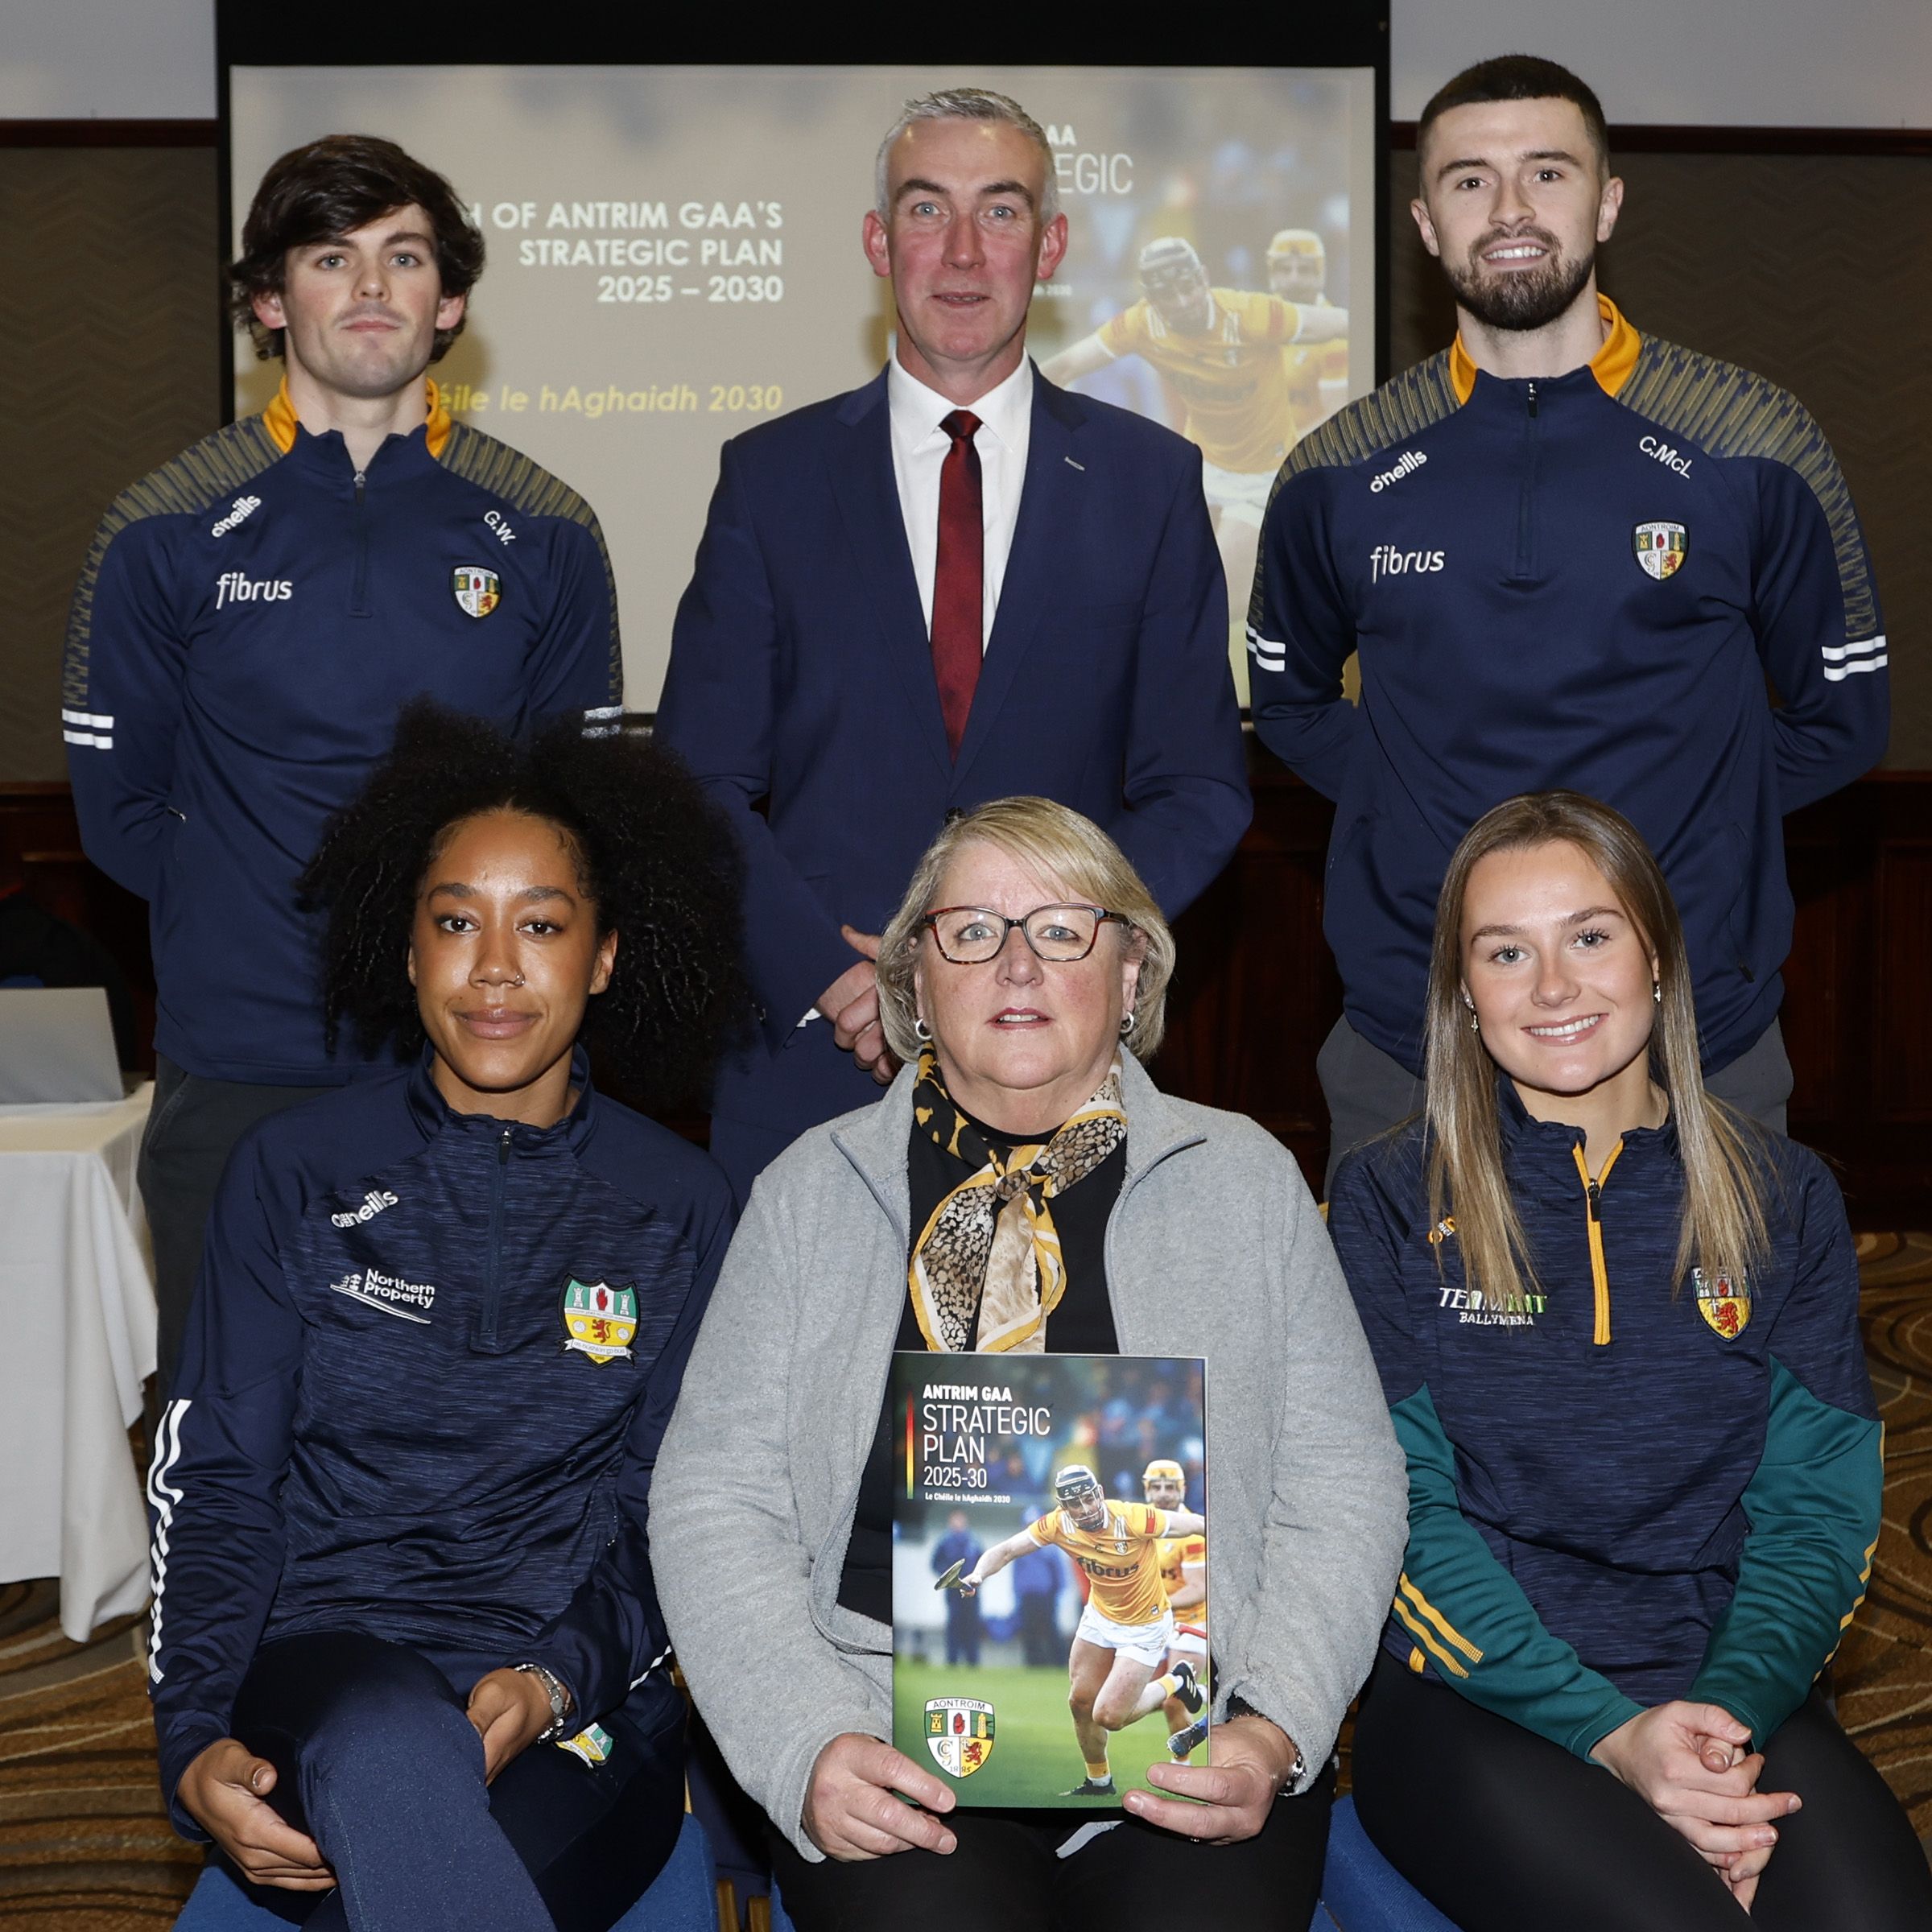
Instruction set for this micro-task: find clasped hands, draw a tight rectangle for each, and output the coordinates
[1592,1700,1801,1911]
[175,1665,557,1892]
[803,1715,1298,1861]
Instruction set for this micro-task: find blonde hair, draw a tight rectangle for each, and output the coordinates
[875,797,1174,1063]
[1424,792,1769,1311]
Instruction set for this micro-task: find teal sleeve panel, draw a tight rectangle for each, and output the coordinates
[1391,1387,1643,1761]
[1689,1356,1881,1743]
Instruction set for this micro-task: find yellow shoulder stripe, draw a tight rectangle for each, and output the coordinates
[1391,1596,1470,1678]
[1397,1572,1484,1662]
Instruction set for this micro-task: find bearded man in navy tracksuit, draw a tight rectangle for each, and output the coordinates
[1247,57,1888,1184]
[62,136,621,1404]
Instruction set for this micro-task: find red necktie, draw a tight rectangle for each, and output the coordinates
[931,409,984,759]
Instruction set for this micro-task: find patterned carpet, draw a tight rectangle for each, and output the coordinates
[4,1234,1930,1928]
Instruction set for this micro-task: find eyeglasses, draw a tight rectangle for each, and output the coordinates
[920,903,1127,965]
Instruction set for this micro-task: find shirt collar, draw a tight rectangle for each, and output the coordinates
[1448,294,1640,405]
[262,375,453,460]
[887,353,1034,449]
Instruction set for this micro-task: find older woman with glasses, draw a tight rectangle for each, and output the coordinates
[653,797,1405,1932]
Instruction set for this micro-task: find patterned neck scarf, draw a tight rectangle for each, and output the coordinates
[906,1046,1128,1354]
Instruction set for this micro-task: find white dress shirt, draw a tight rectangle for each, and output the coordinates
[886,353,1034,651]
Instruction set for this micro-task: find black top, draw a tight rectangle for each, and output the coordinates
[836,1110,1124,1621]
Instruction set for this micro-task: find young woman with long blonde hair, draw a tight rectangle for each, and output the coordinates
[1328,791,1928,1931]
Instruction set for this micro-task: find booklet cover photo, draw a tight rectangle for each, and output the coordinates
[891,1352,1208,1809]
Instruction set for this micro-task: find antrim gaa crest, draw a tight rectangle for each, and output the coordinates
[562,1278,638,1364]
[1633,521,1688,580]
[925,1698,995,1777]
[452,566,501,617]
[1692,1267,1751,1339]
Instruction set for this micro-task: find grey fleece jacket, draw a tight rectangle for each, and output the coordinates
[653,1055,1406,1858]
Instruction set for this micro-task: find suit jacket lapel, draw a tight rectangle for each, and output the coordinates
[953,371,1084,786]
[829,373,952,782]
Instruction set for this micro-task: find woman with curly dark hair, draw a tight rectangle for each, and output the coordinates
[149,703,749,1932]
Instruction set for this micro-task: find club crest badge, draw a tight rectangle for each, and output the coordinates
[1692,1267,1751,1339]
[557,1722,614,1766]
[924,1698,996,1777]
[1633,521,1688,580]
[562,1278,638,1364]
[452,566,501,617]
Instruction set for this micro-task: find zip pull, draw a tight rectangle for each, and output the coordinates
[353,469,366,503]
[1526,382,1539,419]
[499,1127,512,1164]
[1587,1179,1602,1221]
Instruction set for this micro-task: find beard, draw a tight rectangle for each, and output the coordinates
[1442,229,1595,332]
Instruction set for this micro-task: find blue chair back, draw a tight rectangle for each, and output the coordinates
[1316,1795,1464,1932]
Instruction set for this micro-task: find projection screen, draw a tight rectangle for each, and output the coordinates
[226,52,1383,707]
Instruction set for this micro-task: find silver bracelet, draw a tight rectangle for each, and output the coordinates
[513,1661,575,1743]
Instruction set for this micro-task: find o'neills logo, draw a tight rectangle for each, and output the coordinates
[330,1188,398,1228]
[1369,450,1427,492]
[1370,543,1446,582]
[215,572,293,608]
[210,494,262,537]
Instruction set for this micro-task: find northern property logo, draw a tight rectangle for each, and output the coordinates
[210,494,262,537]
[1370,544,1446,583]
[330,1188,398,1229]
[1692,1267,1751,1339]
[562,1278,637,1364]
[1369,450,1428,492]
[452,566,501,618]
[327,1267,436,1323]
[215,572,292,608]
[925,1698,996,1778]
[1633,522,1688,580]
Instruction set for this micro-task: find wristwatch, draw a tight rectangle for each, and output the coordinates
[514,1661,576,1743]
[1224,1695,1309,1792]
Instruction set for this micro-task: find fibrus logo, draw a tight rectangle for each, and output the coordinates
[330,1188,398,1228]
[215,572,293,608]
[1369,450,1427,492]
[1370,544,1446,582]
[210,494,262,537]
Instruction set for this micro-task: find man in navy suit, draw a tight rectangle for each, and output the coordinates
[657,88,1250,1199]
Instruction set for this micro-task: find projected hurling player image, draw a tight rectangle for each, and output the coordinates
[955,1463,1206,1798]
[1145,1456,1211,1761]
[1042,237,1348,667]
[1269,229,1351,436]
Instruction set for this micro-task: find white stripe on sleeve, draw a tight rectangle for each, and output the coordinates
[145,1398,190,1684]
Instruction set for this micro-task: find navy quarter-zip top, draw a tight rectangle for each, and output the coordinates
[1249,298,1887,1076]
[61,378,623,1085]
[144,1051,733,1839]
[1328,1093,1880,1762]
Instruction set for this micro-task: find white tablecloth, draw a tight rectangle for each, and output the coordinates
[0,1085,157,1640]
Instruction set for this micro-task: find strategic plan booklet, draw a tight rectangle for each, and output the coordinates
[890,1352,1210,1809]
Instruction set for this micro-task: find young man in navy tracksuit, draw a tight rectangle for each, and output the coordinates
[62,136,622,1403]
[1246,58,1888,1183]
[151,708,747,1930]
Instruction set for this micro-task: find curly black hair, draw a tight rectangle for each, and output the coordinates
[301,702,750,1116]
